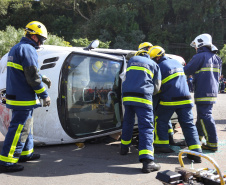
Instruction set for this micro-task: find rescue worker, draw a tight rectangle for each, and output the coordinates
[0,21,51,173]
[149,46,202,162]
[120,49,162,173]
[184,33,222,151]
[138,44,178,146]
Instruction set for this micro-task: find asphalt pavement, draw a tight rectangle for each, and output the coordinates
[0,93,226,185]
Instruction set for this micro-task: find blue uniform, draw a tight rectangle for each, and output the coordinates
[121,55,161,161]
[0,37,48,166]
[184,46,222,150]
[154,56,201,152]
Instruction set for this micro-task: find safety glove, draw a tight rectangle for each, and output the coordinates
[43,96,51,107]
[42,75,51,89]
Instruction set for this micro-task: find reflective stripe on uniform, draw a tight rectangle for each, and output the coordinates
[139,149,153,156]
[126,66,154,78]
[195,97,217,102]
[154,116,169,145]
[200,119,209,142]
[188,144,201,150]
[195,67,220,74]
[7,62,23,71]
[6,99,39,106]
[159,100,192,106]
[34,87,46,94]
[21,148,34,156]
[206,142,218,147]
[8,124,24,158]
[0,155,19,163]
[121,139,131,145]
[162,72,185,84]
[123,97,152,105]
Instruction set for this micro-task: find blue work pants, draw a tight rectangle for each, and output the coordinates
[121,105,154,162]
[0,109,34,166]
[196,104,218,150]
[154,106,201,152]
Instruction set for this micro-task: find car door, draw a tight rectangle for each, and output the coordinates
[57,52,124,139]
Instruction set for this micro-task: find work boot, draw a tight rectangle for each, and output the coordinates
[202,144,218,151]
[0,164,24,173]
[142,159,161,173]
[154,147,175,153]
[19,154,41,162]
[120,147,130,155]
[187,154,202,163]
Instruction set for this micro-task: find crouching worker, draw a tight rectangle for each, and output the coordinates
[0,21,51,173]
[149,46,202,163]
[120,49,162,173]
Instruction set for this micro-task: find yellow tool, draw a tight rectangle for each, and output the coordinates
[178,150,225,185]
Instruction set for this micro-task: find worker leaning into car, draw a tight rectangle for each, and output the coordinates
[149,46,202,163]
[184,33,222,151]
[120,49,162,173]
[0,21,51,173]
[138,42,177,146]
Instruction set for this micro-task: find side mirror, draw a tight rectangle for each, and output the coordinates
[84,40,99,50]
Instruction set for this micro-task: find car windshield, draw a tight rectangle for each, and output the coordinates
[59,53,122,138]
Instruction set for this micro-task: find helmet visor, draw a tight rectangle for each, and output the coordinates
[190,41,196,48]
[37,35,46,45]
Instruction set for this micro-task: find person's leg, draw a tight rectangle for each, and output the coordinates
[176,107,202,163]
[135,106,160,173]
[0,110,32,172]
[196,104,218,151]
[154,105,175,152]
[120,105,135,154]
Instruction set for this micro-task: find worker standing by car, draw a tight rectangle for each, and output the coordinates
[120,49,162,173]
[149,46,202,162]
[0,21,51,173]
[184,33,222,151]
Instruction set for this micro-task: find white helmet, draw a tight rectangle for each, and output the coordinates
[190,33,218,52]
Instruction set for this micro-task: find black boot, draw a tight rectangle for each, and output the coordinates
[0,164,24,173]
[19,154,40,162]
[142,159,161,173]
[187,154,202,163]
[120,147,130,155]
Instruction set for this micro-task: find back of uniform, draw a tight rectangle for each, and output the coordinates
[148,46,202,162]
[121,54,161,173]
[184,45,222,151]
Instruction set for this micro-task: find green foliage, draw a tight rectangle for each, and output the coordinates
[0,26,72,58]
[0,26,23,57]
[83,4,144,49]
[71,38,110,48]
[220,45,226,76]
[45,35,72,47]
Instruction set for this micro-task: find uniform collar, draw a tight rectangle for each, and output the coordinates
[20,37,38,48]
[197,46,211,53]
[157,56,167,64]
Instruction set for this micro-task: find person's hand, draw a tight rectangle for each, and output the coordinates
[42,75,51,89]
[43,96,51,107]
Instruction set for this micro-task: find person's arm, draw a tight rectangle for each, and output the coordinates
[184,54,202,75]
[22,45,50,106]
[153,64,162,95]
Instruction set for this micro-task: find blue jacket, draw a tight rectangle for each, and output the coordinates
[156,56,193,108]
[122,55,161,109]
[184,47,222,104]
[6,37,48,110]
